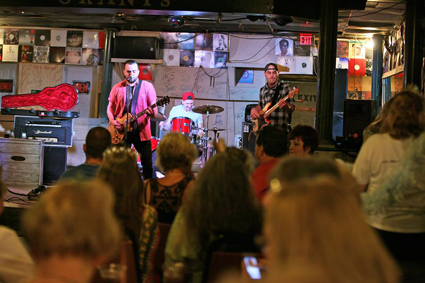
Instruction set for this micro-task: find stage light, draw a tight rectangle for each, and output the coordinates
[168,16,185,28]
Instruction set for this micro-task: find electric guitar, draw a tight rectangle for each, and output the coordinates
[1,83,78,111]
[107,96,170,144]
[252,87,299,134]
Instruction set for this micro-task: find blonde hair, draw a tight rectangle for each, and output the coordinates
[380,90,424,139]
[265,177,400,283]
[156,132,198,174]
[21,180,121,260]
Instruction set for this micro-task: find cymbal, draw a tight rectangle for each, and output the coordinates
[192,105,224,114]
[151,113,167,121]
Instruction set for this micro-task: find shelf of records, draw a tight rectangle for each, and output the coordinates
[0,28,105,66]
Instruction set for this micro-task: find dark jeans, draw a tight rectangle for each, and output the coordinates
[125,131,153,180]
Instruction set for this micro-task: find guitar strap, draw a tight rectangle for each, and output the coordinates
[128,81,142,130]
[270,82,282,107]
[130,81,142,116]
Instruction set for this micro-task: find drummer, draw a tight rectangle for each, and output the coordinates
[159,92,204,136]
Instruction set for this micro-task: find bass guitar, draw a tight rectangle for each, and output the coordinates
[108,96,170,144]
[252,87,299,134]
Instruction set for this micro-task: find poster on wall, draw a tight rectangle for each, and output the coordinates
[161,32,179,49]
[2,45,19,62]
[35,30,51,46]
[4,29,19,45]
[277,56,296,73]
[194,50,214,68]
[19,45,34,62]
[83,31,99,49]
[213,51,227,68]
[19,29,35,45]
[163,49,180,66]
[67,31,83,47]
[195,34,213,51]
[176,33,195,50]
[51,30,67,47]
[50,47,66,63]
[213,34,228,52]
[349,42,365,59]
[336,40,349,58]
[33,46,50,63]
[81,48,99,65]
[65,47,82,64]
[180,50,194,67]
[275,38,293,56]
[294,41,311,56]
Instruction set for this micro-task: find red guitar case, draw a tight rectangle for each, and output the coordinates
[1,83,78,111]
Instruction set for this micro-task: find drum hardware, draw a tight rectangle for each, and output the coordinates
[151,112,167,122]
[192,105,224,115]
[192,105,224,164]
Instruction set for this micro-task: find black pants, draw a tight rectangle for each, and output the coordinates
[375,228,425,262]
[125,131,153,180]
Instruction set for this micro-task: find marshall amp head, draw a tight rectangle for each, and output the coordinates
[14,116,73,147]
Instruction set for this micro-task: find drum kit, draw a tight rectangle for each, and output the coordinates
[150,104,225,164]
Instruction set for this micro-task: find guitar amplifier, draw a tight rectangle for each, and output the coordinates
[14,116,73,147]
[242,122,256,156]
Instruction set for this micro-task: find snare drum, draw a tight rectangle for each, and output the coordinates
[171,117,194,135]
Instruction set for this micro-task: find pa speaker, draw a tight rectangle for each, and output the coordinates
[343,99,377,143]
[242,122,256,156]
[43,147,67,185]
[113,36,160,59]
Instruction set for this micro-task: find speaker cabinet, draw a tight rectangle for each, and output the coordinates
[113,36,160,59]
[242,122,256,156]
[43,147,67,185]
[343,99,377,143]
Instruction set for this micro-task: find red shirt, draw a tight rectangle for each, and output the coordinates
[251,158,280,201]
[108,79,158,141]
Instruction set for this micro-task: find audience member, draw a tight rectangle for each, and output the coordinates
[21,180,121,283]
[265,176,400,283]
[352,90,424,192]
[266,156,361,205]
[97,146,158,282]
[251,126,287,201]
[165,149,262,282]
[288,124,319,156]
[0,167,34,283]
[61,126,111,181]
[144,132,198,223]
[363,97,395,144]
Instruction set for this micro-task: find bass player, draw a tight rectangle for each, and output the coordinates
[107,59,158,180]
[250,63,296,133]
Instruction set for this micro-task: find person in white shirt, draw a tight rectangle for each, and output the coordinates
[159,92,204,137]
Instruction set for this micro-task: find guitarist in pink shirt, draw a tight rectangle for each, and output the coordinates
[107,59,158,180]
[250,63,297,134]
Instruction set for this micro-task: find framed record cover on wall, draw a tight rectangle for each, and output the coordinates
[67,31,83,47]
[35,30,51,46]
